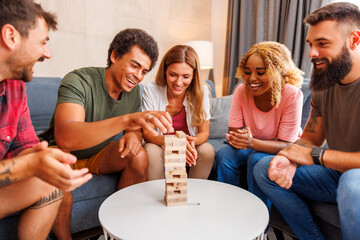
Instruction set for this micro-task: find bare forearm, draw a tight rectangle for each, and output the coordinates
[193,132,209,146]
[321,150,360,172]
[0,156,32,187]
[56,115,130,151]
[251,138,292,154]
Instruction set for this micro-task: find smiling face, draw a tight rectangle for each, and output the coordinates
[307,20,352,90]
[109,45,151,93]
[8,17,51,82]
[243,54,273,97]
[165,62,194,98]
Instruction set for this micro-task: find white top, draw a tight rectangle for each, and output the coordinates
[99,179,269,240]
[141,82,211,136]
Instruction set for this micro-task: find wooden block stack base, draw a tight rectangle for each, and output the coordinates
[164,131,187,207]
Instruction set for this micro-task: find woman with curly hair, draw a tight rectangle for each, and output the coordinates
[142,45,215,180]
[215,41,304,202]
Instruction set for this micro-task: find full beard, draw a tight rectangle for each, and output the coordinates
[309,45,352,91]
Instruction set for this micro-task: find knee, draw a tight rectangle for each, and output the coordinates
[126,148,148,175]
[337,169,360,203]
[197,143,215,163]
[253,156,272,184]
[248,153,273,168]
[215,146,233,165]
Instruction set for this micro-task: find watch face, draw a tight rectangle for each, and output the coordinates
[312,147,323,156]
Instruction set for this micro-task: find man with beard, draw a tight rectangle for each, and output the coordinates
[0,0,93,239]
[252,2,360,240]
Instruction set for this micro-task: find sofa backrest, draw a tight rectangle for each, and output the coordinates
[26,77,61,134]
[25,77,312,139]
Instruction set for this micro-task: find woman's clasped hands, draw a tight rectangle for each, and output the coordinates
[226,127,253,150]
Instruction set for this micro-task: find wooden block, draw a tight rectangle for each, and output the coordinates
[166,189,187,195]
[165,168,187,176]
[165,177,187,184]
[164,154,186,162]
[164,173,187,180]
[166,200,187,207]
[164,162,186,168]
[176,131,186,138]
[165,166,186,172]
[165,184,187,191]
[164,146,187,152]
[166,181,187,188]
[165,193,187,200]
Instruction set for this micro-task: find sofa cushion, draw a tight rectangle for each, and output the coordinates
[209,95,233,139]
[72,174,119,203]
[300,81,312,129]
[26,77,61,134]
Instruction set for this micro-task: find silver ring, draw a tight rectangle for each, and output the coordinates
[147,115,154,121]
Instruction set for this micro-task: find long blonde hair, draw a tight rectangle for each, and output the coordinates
[155,45,207,126]
[236,41,304,106]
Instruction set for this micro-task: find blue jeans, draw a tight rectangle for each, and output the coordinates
[254,156,360,240]
[337,169,360,240]
[215,145,272,209]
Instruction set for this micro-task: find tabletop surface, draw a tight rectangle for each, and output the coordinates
[99,179,269,240]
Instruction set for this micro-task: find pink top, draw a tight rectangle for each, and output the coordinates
[229,83,303,142]
[165,107,190,136]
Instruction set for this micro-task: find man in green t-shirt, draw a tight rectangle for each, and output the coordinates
[40,28,174,239]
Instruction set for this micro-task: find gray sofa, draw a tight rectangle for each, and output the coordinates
[0,77,340,239]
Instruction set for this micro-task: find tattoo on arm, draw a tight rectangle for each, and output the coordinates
[30,189,64,209]
[305,117,317,133]
[295,139,312,148]
[0,160,17,188]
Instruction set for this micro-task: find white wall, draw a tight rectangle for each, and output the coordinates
[35,0,227,90]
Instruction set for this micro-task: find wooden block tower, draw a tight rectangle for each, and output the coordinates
[164,131,187,207]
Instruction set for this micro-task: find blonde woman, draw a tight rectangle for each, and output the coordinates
[142,45,215,180]
[215,41,304,204]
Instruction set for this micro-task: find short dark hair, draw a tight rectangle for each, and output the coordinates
[0,0,57,37]
[304,2,360,36]
[107,28,159,70]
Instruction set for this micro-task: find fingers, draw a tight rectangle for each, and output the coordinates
[118,138,125,154]
[226,134,248,149]
[46,148,77,164]
[32,141,49,152]
[146,111,174,135]
[227,131,248,143]
[61,172,93,192]
[54,168,93,192]
[186,147,196,166]
[275,172,293,189]
[120,144,131,158]
[186,154,193,167]
[268,165,282,181]
[186,135,196,143]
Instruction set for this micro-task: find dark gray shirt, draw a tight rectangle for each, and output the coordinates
[311,78,360,152]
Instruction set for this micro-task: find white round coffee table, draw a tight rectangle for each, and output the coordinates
[99,179,268,240]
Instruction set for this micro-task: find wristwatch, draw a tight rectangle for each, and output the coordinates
[311,147,324,165]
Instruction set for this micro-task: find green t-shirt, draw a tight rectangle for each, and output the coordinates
[39,67,141,159]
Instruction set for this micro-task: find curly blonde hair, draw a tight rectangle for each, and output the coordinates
[155,45,207,126]
[236,41,304,106]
